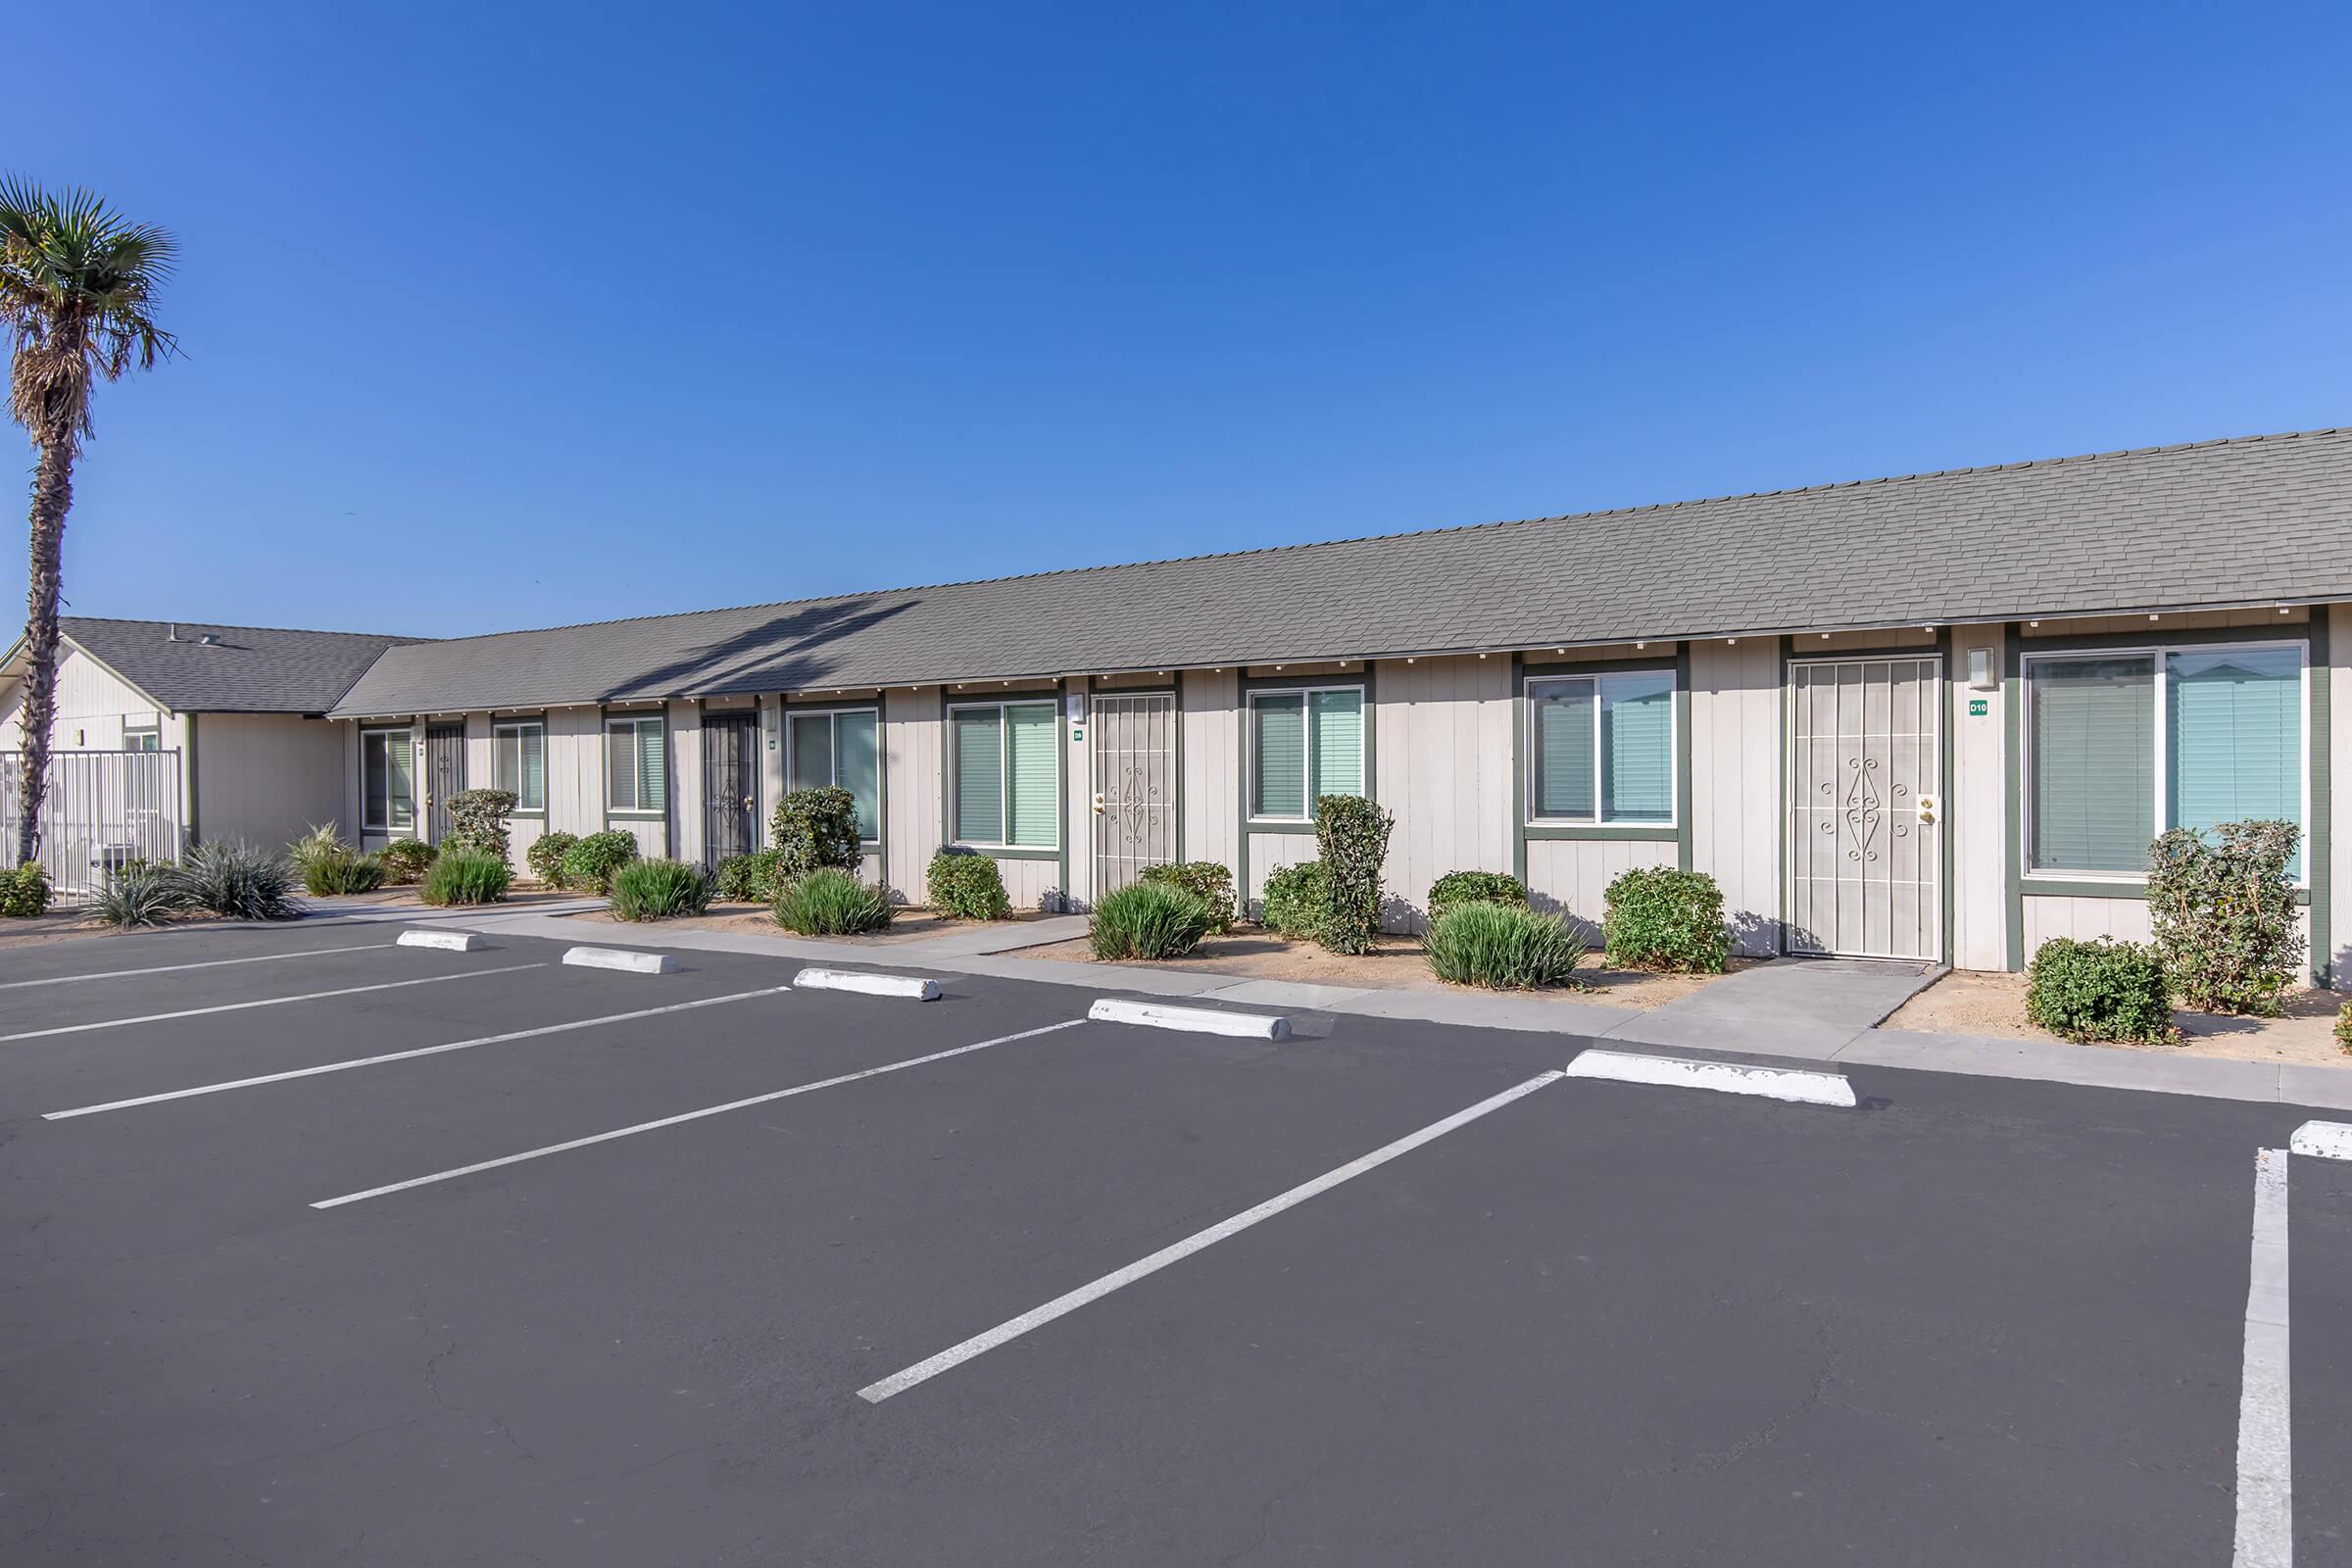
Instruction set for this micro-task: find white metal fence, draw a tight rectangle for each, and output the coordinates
[0,750,185,902]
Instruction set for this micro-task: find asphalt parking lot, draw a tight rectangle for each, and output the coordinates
[0,919,2344,1566]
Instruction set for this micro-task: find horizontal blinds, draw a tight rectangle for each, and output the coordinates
[1006,703,1058,848]
[519,725,544,811]
[606,724,637,812]
[383,732,415,829]
[1252,695,1306,818]
[1308,690,1364,801]
[2168,647,2301,873]
[1601,673,1673,823]
[2031,657,2153,872]
[953,708,1004,844]
[836,710,881,842]
[636,720,666,812]
[789,713,833,795]
[1531,680,1595,819]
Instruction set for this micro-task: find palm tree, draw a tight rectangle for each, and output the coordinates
[0,180,175,866]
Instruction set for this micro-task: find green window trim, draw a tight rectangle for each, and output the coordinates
[362,726,416,833]
[949,699,1059,850]
[605,714,668,815]
[1247,685,1365,823]
[1525,669,1678,827]
[493,719,547,814]
[788,706,883,844]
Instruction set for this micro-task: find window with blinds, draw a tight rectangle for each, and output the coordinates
[493,721,545,812]
[606,716,666,813]
[791,709,881,842]
[951,701,1056,848]
[363,728,415,832]
[2027,642,2305,879]
[1526,671,1675,825]
[1250,687,1364,820]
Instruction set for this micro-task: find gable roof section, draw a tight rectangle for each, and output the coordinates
[332,427,2352,717]
[4,618,424,714]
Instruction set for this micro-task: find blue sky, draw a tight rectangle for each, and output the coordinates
[10,1,2349,638]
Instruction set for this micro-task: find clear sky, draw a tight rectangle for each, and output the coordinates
[9,1,2349,639]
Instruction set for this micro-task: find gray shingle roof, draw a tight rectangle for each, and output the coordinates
[36,618,423,714]
[332,427,2352,717]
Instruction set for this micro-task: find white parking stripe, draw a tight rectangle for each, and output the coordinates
[0,963,546,1043]
[2234,1148,2292,1568]
[858,1069,1566,1404]
[42,986,797,1119]
[311,1018,1088,1210]
[0,942,396,991]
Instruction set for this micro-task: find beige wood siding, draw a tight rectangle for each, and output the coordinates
[668,700,704,865]
[2021,893,2154,953]
[191,713,348,850]
[885,686,944,905]
[546,707,603,836]
[1247,831,1319,905]
[1525,837,1677,938]
[1372,656,1512,931]
[1,645,167,750]
[1181,668,1239,879]
[2334,604,2351,986]
[1949,623,2008,971]
[996,856,1059,911]
[1688,638,1782,956]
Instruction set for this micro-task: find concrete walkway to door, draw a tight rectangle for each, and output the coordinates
[1604,957,1944,1060]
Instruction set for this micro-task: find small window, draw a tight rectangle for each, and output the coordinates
[1526,670,1676,825]
[493,720,546,812]
[606,715,667,814]
[363,728,416,832]
[122,727,161,753]
[950,700,1056,848]
[788,708,881,842]
[1249,686,1364,821]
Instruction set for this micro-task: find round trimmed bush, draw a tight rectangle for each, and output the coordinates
[714,848,785,904]
[610,858,712,922]
[1089,880,1215,960]
[378,838,437,884]
[927,848,1011,921]
[560,830,640,894]
[0,862,52,918]
[525,831,577,887]
[1423,902,1591,990]
[772,867,894,935]
[1601,867,1731,973]
[1427,869,1528,926]
[420,850,513,907]
[2025,936,2173,1044]
[1258,859,1328,940]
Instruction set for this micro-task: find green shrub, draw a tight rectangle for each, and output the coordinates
[927,848,1011,920]
[286,822,348,875]
[714,848,786,904]
[1259,859,1329,940]
[560,830,640,893]
[378,838,437,884]
[770,786,864,878]
[2146,820,2306,1015]
[443,788,517,861]
[420,850,512,906]
[610,858,711,921]
[1602,867,1731,972]
[1313,794,1394,956]
[1089,880,1215,960]
[0,862,51,918]
[1137,861,1235,933]
[2026,936,2174,1044]
[2337,1002,2352,1056]
[89,865,187,928]
[525,831,577,887]
[174,840,301,919]
[772,867,894,935]
[1423,902,1591,990]
[1427,869,1528,926]
[302,850,385,896]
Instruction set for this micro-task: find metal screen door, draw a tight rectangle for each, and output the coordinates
[423,723,466,844]
[702,711,760,865]
[1091,693,1176,897]
[1787,657,1942,960]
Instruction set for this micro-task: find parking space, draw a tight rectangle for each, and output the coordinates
[0,918,2344,1565]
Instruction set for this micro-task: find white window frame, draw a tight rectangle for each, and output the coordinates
[786,705,882,846]
[605,713,668,817]
[948,698,1060,851]
[2021,638,2311,887]
[1246,684,1366,825]
[122,726,161,753]
[361,726,416,833]
[1523,668,1680,828]
[492,719,546,814]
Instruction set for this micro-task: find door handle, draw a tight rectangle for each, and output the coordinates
[1915,794,1939,825]
[1093,791,1106,814]
[742,796,755,809]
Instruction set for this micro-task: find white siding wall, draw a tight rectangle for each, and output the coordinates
[668,700,704,865]
[1181,668,1240,878]
[1525,837,1677,938]
[1372,656,1512,931]
[2334,603,2351,986]
[1949,624,2007,972]
[1246,830,1318,906]
[1688,639,1781,956]
[546,707,603,840]
[884,686,944,905]
[2021,894,2154,952]
[192,713,348,850]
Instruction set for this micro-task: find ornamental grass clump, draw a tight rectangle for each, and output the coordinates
[609,858,711,921]
[175,840,300,919]
[1427,869,1528,926]
[1089,880,1215,960]
[927,848,1011,920]
[288,823,382,895]
[1601,867,1732,973]
[2146,820,2305,1015]
[88,865,187,928]
[1137,861,1236,933]
[1423,902,1590,990]
[1313,795,1395,956]
[772,867,894,935]
[2025,936,2174,1045]
[420,850,512,907]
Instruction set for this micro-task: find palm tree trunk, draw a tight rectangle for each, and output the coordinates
[15,429,74,868]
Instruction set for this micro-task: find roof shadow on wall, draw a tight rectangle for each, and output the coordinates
[591,595,920,702]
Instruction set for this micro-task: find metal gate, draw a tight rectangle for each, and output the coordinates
[703,710,760,864]
[1787,656,1943,960]
[423,723,466,843]
[1091,693,1176,898]
[0,750,184,901]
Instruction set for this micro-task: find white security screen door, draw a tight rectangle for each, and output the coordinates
[1787,657,1943,960]
[1091,693,1176,897]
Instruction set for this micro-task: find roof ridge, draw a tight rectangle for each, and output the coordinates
[63,615,425,643]
[390,425,2346,649]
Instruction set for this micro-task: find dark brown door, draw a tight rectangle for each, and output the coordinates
[424,723,466,844]
[703,711,760,864]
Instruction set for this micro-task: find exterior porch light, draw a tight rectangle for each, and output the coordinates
[2148,613,2161,621]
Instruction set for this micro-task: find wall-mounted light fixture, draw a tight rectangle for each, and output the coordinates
[1967,647,1996,690]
